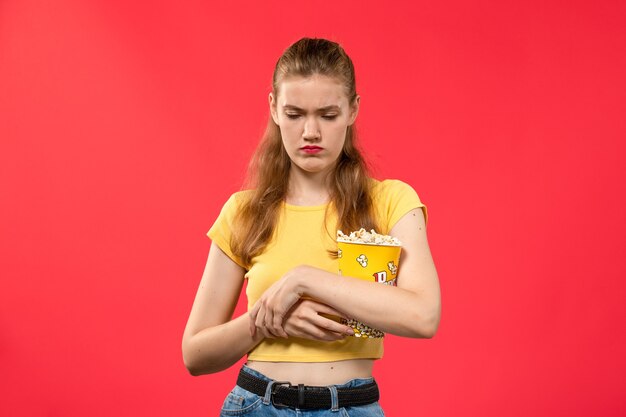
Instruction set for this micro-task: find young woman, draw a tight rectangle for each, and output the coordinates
[182,37,441,416]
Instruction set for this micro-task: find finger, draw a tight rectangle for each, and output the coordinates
[255,306,275,339]
[260,306,280,338]
[260,326,275,339]
[249,316,256,338]
[283,317,346,341]
[272,313,288,338]
[302,301,353,334]
[310,302,348,319]
[300,323,347,341]
[249,301,261,320]
[249,302,259,335]
[249,303,260,336]
[311,314,355,335]
[259,325,275,339]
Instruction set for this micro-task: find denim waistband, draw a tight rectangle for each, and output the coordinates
[239,364,379,412]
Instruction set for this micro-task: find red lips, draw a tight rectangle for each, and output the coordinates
[301,146,323,154]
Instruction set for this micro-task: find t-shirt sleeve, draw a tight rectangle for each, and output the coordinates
[377,179,428,233]
[207,193,247,269]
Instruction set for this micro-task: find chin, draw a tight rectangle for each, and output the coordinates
[291,155,339,175]
[296,163,330,174]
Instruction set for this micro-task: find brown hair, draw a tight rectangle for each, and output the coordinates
[231,37,378,267]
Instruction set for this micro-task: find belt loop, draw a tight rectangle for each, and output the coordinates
[328,385,339,412]
[297,384,305,408]
[263,380,276,405]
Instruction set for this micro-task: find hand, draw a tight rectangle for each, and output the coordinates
[282,299,355,341]
[249,266,308,339]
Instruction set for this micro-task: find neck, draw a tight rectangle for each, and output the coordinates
[286,165,332,206]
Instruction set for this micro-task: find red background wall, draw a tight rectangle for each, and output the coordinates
[1,0,625,416]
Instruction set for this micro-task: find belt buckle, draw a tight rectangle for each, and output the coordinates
[270,381,292,408]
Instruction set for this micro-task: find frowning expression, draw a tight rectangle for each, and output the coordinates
[270,74,359,176]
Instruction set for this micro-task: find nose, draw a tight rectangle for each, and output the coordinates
[302,117,320,141]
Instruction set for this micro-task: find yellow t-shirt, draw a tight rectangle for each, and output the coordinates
[207,179,427,362]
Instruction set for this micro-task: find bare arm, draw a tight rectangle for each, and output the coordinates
[250,208,441,339]
[183,240,362,376]
[181,242,263,376]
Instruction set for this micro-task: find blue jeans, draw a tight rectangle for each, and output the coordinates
[219,365,385,416]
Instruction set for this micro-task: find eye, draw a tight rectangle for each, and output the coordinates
[322,114,338,120]
[285,113,301,119]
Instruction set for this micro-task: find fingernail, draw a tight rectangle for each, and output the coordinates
[346,328,354,335]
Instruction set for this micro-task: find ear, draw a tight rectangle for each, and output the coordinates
[269,92,279,125]
[348,95,360,126]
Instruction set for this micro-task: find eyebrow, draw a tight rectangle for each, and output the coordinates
[283,104,341,112]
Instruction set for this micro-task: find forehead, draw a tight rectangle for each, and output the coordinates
[276,75,349,109]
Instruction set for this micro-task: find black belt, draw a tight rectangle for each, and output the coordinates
[236,367,380,410]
